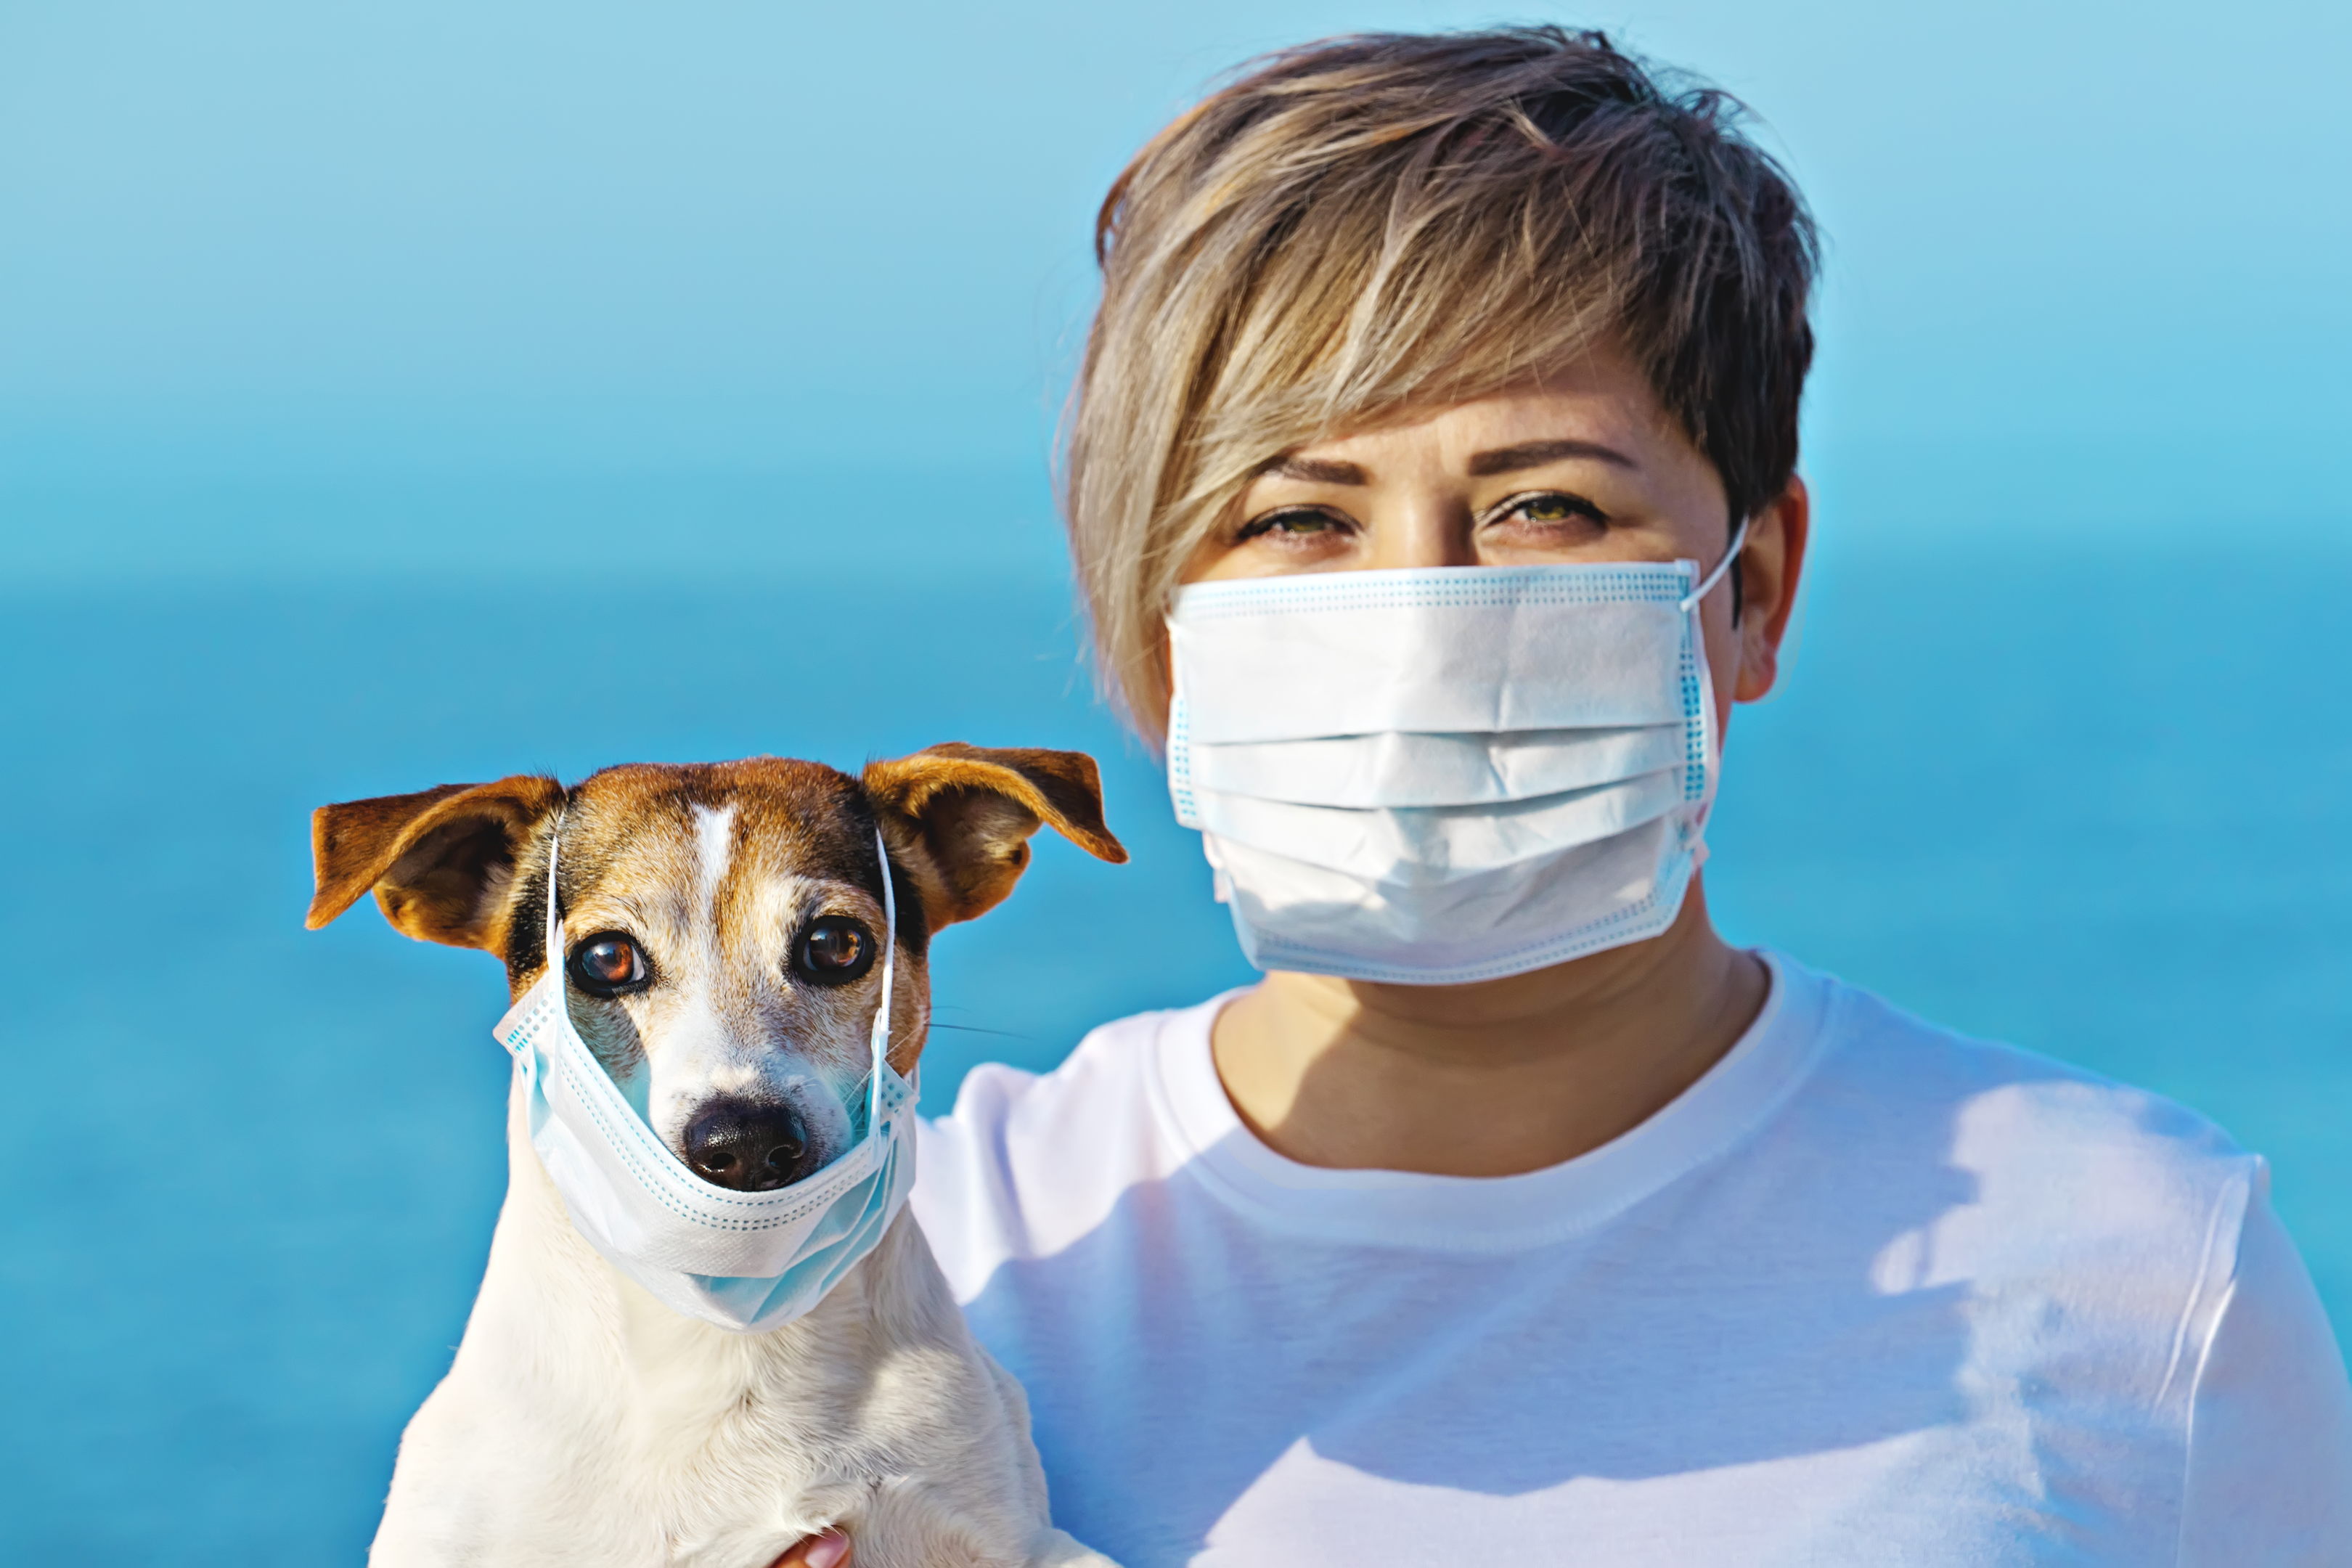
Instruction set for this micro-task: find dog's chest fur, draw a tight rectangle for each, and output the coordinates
[368,1082,1081,1568]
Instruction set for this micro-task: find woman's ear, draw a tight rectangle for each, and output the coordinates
[306,775,566,951]
[1736,474,1811,703]
[862,743,1127,933]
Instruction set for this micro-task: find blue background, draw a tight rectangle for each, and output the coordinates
[1,1,2345,1559]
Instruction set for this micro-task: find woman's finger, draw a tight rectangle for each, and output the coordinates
[767,1528,849,1568]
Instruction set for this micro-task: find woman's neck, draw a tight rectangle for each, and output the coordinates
[1208,881,1768,1177]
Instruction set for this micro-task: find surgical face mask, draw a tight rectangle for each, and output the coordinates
[1167,528,1744,986]
[491,822,916,1333]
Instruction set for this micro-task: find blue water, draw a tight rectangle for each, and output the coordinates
[1,512,2346,1560]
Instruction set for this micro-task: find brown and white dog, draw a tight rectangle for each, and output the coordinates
[306,744,1127,1567]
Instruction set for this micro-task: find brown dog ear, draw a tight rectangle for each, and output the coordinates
[862,743,1127,931]
[306,775,566,951]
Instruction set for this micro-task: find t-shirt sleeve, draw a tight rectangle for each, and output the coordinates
[2177,1170,2352,1565]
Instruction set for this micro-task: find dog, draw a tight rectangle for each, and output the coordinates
[306,744,1127,1567]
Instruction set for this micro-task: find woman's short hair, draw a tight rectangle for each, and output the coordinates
[1061,26,1819,742]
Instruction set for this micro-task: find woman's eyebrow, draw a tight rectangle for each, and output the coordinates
[1467,439,1638,476]
[1262,455,1369,485]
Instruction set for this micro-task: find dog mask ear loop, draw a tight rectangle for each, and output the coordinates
[866,824,898,1140]
[544,802,569,988]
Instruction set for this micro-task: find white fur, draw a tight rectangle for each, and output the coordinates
[370,1077,1118,1567]
[637,857,854,1164]
[690,804,738,918]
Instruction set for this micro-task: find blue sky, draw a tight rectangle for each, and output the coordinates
[3,0,2346,544]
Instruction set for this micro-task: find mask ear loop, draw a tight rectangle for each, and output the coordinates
[544,804,569,986]
[866,825,898,1139]
[1678,517,1749,616]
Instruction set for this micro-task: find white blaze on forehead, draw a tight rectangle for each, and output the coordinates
[690,802,739,922]
[640,822,859,1164]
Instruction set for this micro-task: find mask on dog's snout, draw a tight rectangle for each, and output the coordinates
[493,814,916,1333]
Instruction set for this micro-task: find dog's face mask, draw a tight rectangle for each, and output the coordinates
[304,747,1126,1191]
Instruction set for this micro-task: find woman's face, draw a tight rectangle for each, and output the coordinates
[1180,342,1809,709]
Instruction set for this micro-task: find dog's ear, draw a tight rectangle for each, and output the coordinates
[862,743,1127,931]
[306,775,566,951]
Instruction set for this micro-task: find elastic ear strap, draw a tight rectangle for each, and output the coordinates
[1680,518,1750,613]
[544,804,568,977]
[869,826,897,1128]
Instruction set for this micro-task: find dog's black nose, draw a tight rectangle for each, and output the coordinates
[682,1100,817,1191]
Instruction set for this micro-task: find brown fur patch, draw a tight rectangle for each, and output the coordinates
[308,777,565,947]
[863,743,1127,930]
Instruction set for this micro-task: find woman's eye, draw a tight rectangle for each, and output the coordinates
[568,933,650,996]
[1237,506,1349,543]
[1495,491,1606,528]
[793,916,875,987]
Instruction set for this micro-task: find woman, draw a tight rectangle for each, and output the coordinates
[791,26,2351,1567]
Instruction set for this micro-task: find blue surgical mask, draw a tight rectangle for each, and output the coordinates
[491,823,917,1333]
[1166,526,1744,985]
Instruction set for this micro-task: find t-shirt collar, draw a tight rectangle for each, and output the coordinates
[1146,951,1836,1251]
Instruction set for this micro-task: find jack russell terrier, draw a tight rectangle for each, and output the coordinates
[306,744,1127,1567]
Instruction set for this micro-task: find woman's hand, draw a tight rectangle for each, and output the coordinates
[767,1529,849,1568]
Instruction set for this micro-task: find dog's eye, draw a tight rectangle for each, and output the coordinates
[793,916,875,987]
[568,933,651,997]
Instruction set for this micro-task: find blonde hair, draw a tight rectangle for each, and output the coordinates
[1058,27,1818,743]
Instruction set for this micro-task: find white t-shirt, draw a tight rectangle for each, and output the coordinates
[912,953,2352,1567]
